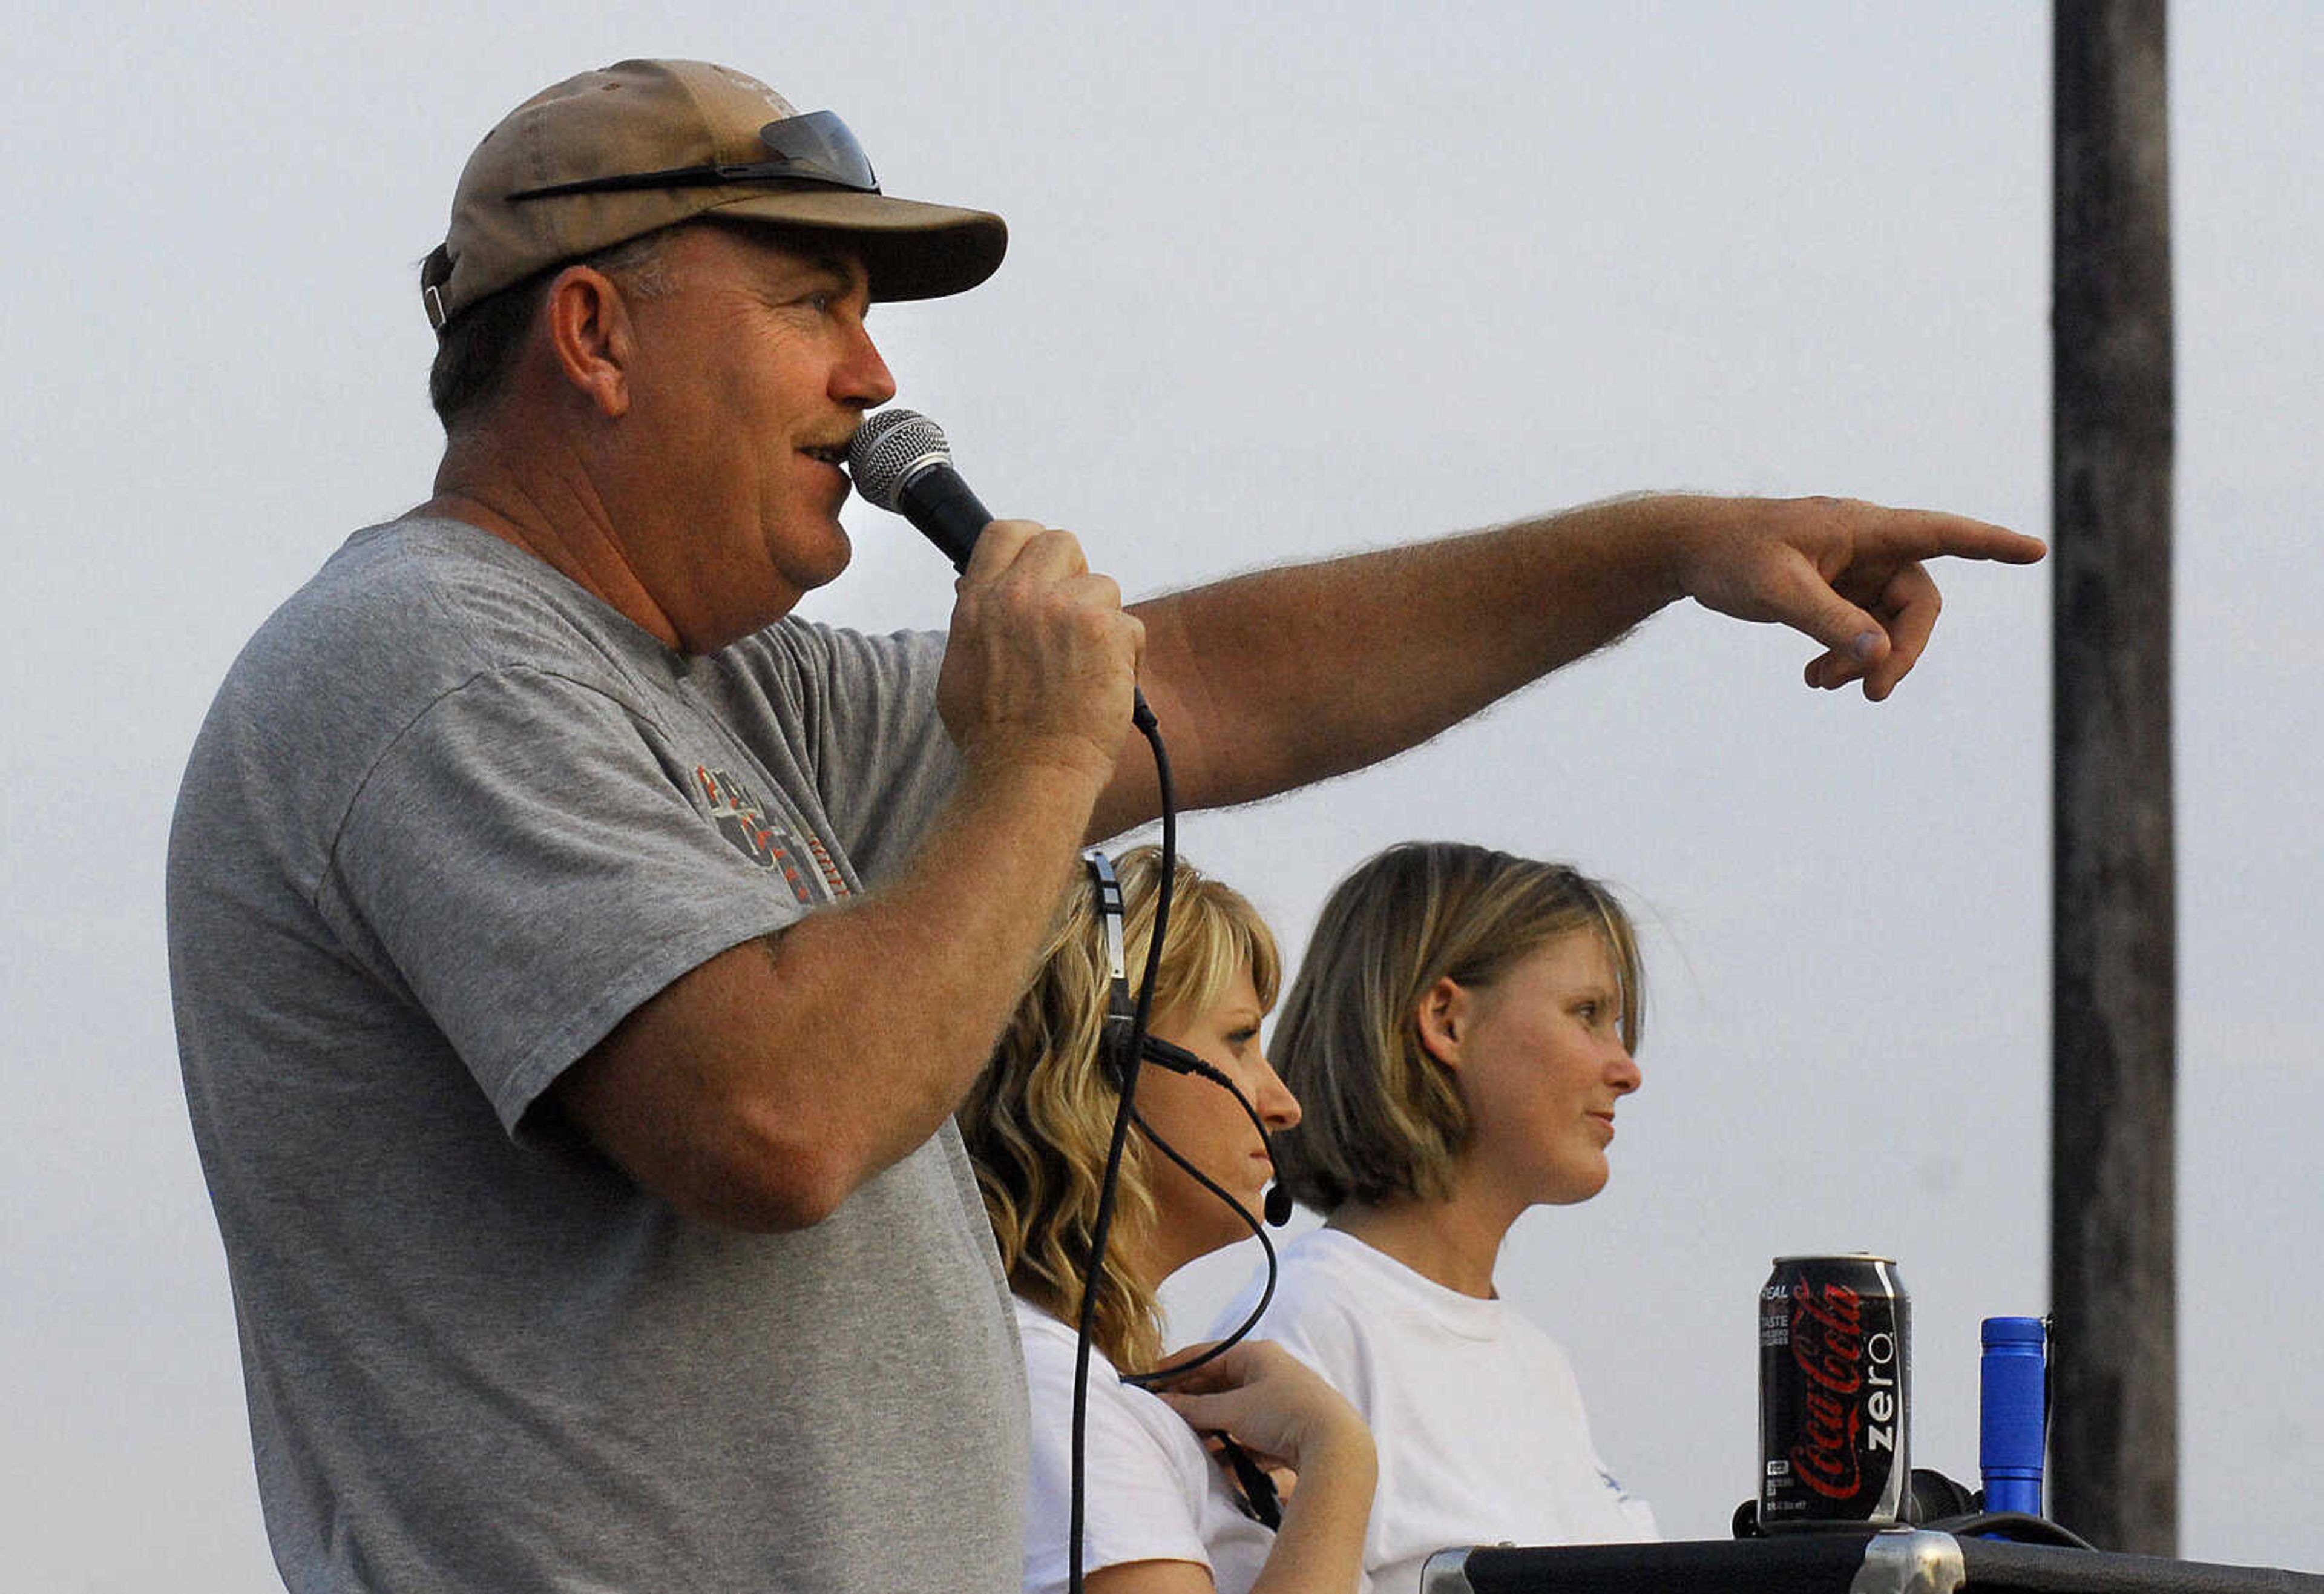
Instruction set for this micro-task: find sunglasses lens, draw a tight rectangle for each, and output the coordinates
[756,111,879,193]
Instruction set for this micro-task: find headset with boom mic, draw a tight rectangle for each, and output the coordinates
[1084,846,1288,1531]
[1138,1037,1298,1231]
[1085,849,1295,1231]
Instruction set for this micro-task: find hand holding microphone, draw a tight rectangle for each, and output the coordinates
[847,407,1142,788]
[852,413,1288,1233]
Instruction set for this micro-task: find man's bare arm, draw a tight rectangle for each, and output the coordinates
[552,753,1100,1228]
[554,524,1140,1229]
[1095,493,2044,834]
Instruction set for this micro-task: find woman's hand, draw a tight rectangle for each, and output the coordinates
[1092,1340,1375,1594]
[1148,1339,1373,1483]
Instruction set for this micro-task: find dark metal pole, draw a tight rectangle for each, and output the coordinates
[2051,0,2176,1555]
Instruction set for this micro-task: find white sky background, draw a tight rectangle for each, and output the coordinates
[4,2,2318,1586]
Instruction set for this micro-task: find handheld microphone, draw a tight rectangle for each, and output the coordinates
[856,408,1160,739]
[845,407,991,572]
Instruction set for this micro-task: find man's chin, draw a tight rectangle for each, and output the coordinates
[796,522,854,590]
[746,546,850,619]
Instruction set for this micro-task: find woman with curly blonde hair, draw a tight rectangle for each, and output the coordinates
[962,846,1374,1594]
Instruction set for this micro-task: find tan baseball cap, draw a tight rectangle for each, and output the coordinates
[421,59,1008,329]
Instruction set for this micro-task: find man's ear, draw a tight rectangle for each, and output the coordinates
[1415,975,1468,1069]
[542,265,638,420]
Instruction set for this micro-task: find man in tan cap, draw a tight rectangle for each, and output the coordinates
[168,58,2041,1592]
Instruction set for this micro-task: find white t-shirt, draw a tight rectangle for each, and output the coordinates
[1017,1299,1277,1594]
[1212,1228,1656,1594]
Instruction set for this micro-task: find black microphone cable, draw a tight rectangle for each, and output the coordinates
[848,410,1284,1589]
[1067,695,1173,1594]
[1067,739,1297,1578]
[1115,1040,1282,1388]
[1118,1096,1285,1532]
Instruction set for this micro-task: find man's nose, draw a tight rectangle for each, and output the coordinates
[835,320,896,409]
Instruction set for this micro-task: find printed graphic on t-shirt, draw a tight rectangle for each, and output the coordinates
[691,765,847,905]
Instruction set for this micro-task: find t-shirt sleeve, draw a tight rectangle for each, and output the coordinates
[1252,1288,1368,1408]
[1022,1346,1215,1592]
[772,622,960,886]
[319,665,812,1134]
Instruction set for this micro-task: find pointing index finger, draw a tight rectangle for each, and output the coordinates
[1886,509,2047,565]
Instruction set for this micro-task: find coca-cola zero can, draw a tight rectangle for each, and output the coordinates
[1758,1253,1910,1530]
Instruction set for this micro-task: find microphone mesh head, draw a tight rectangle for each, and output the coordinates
[845,407,951,511]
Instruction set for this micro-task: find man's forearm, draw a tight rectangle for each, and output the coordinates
[1099,487,2042,833]
[1107,495,1684,830]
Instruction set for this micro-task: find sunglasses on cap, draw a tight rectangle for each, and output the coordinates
[506,109,880,202]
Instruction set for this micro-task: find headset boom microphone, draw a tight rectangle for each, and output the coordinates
[1137,1035,1295,1230]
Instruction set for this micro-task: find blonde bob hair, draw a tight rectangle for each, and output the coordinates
[960,846,1280,1373]
[1270,841,1642,1214]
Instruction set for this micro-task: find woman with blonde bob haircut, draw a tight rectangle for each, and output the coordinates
[1214,841,1659,1593]
[963,846,1375,1594]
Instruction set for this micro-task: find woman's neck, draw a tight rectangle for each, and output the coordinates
[1327,1187,1516,1300]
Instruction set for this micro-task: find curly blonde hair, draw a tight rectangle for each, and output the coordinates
[960,846,1279,1373]
[1270,841,1643,1214]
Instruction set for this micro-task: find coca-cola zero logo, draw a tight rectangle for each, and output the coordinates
[1786,1281,1900,1500]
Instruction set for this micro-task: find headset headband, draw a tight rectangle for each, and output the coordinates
[1082,849,1137,1071]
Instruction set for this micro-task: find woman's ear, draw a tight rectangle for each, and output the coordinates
[1415,976,1468,1069]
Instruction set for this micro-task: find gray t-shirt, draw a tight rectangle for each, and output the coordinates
[167,518,1026,1592]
